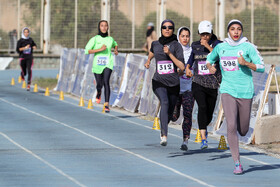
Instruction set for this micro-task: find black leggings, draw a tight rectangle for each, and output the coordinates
[152,80,180,137]
[94,68,112,102]
[20,58,33,85]
[192,82,218,130]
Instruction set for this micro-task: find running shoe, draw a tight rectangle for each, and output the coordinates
[180,144,188,151]
[96,96,101,104]
[200,139,208,149]
[104,105,110,113]
[233,161,243,175]
[180,140,188,151]
[27,84,30,91]
[160,136,167,146]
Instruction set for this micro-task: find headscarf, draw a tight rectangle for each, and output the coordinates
[158,19,177,45]
[177,26,191,54]
[224,19,248,46]
[21,27,30,39]
[98,20,109,37]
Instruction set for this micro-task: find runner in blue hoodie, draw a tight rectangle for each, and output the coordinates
[206,19,265,175]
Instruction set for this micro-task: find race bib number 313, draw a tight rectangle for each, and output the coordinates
[221,56,239,71]
[157,60,174,74]
[96,56,109,66]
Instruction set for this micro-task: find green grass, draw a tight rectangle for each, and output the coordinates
[32,77,58,90]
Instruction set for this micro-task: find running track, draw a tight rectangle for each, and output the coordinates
[0,70,279,187]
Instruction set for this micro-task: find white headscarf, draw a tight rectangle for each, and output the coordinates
[224,19,248,46]
[21,27,30,39]
[177,26,192,63]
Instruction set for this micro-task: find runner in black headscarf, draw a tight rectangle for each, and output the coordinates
[16,27,37,91]
[144,19,185,146]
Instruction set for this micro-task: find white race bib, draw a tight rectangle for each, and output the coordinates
[157,60,174,75]
[221,57,239,71]
[96,56,109,66]
[198,61,210,75]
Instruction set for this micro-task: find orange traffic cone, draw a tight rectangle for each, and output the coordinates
[87,99,93,109]
[22,81,26,89]
[195,129,202,143]
[218,135,228,150]
[18,76,22,83]
[102,104,106,113]
[33,84,38,92]
[59,91,64,100]
[79,97,85,106]
[11,78,15,85]
[152,117,160,130]
[45,87,50,96]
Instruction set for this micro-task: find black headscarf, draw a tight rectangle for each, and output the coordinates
[158,19,177,45]
[98,20,109,37]
[146,26,154,37]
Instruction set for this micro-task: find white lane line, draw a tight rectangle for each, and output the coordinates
[0,98,215,187]
[49,97,280,166]
[169,133,280,167]
[0,132,86,187]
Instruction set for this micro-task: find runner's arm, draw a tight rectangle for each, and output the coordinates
[144,51,154,69]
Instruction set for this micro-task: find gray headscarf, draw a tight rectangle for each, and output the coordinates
[224,19,248,46]
[21,27,30,39]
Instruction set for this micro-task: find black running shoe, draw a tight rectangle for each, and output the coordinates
[180,144,188,151]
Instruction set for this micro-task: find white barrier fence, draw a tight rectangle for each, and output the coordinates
[56,48,277,144]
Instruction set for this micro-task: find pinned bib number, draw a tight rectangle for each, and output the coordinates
[221,56,239,71]
[157,60,174,74]
[96,56,109,66]
[23,47,31,54]
[198,61,210,75]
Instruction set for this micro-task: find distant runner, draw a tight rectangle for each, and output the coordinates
[85,20,118,113]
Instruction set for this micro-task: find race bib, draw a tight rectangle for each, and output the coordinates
[221,56,239,71]
[157,60,174,74]
[23,47,31,54]
[96,56,109,66]
[198,61,210,75]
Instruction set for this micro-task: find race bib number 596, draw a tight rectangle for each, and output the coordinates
[157,60,174,74]
[221,56,239,71]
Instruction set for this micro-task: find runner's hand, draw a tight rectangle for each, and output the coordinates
[238,54,246,66]
[144,60,150,69]
[208,64,216,74]
[114,49,118,55]
[186,67,193,77]
[100,44,107,51]
[200,39,208,47]
[163,45,171,55]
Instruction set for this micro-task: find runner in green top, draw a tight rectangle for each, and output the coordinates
[206,19,264,175]
[85,20,118,113]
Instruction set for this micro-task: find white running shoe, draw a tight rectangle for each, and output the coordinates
[160,136,167,146]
